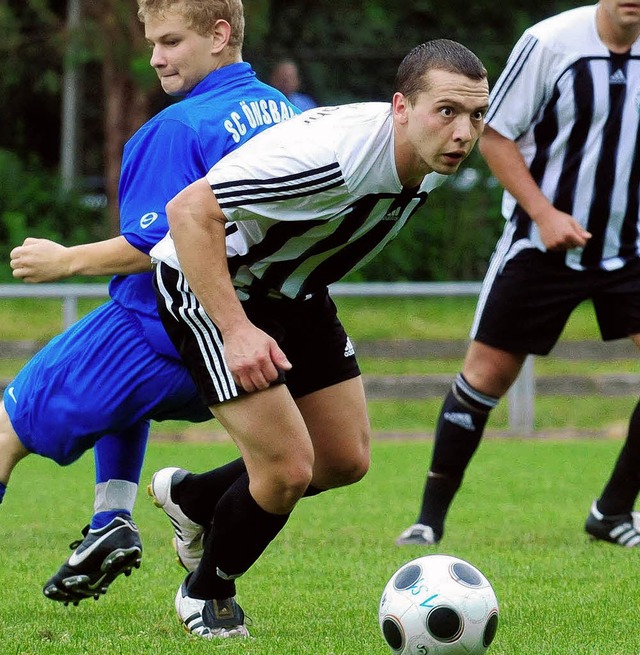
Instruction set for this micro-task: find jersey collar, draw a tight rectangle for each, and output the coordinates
[187,62,255,99]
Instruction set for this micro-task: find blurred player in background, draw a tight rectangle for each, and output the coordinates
[269,57,318,111]
[148,38,489,639]
[397,0,640,549]
[2,0,297,605]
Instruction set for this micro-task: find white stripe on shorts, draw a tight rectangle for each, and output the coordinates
[156,264,238,402]
[470,222,533,339]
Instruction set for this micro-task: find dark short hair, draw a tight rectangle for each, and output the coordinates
[395,39,487,103]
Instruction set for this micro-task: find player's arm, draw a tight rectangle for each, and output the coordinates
[9,236,151,282]
[479,126,591,250]
[166,178,291,393]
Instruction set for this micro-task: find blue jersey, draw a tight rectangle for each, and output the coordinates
[4,63,298,465]
[110,62,299,358]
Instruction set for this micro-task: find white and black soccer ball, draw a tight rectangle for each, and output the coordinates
[379,555,499,655]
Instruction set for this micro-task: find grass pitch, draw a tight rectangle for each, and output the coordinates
[2,438,640,655]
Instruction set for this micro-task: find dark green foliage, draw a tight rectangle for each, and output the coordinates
[248,0,581,105]
[0,149,108,282]
[0,1,64,169]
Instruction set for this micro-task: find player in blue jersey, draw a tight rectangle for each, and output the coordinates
[397,0,640,548]
[147,39,489,639]
[2,0,298,605]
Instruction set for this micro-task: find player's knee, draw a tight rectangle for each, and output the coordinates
[0,403,30,483]
[252,460,313,514]
[318,445,370,489]
[338,454,370,486]
[334,457,369,487]
[463,342,525,397]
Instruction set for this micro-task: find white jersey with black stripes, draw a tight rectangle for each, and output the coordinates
[151,102,446,300]
[486,4,640,271]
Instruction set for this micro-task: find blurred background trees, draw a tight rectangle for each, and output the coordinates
[0,0,578,282]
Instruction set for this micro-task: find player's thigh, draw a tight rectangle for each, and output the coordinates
[295,376,370,486]
[212,385,314,480]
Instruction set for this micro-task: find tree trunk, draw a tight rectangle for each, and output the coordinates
[98,0,149,237]
[102,61,148,236]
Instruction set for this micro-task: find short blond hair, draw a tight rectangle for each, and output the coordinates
[137,0,245,51]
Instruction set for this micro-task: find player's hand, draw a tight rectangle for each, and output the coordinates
[10,237,72,282]
[223,323,292,393]
[535,208,591,251]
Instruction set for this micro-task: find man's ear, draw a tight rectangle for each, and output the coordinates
[392,92,410,125]
[211,19,232,53]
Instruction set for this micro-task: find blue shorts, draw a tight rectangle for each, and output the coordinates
[4,301,210,465]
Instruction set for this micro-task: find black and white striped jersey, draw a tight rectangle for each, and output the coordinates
[487,4,640,271]
[152,102,446,300]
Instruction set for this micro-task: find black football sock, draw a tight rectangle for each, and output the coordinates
[417,373,498,538]
[596,397,640,516]
[188,472,290,600]
[303,484,325,497]
[173,459,323,529]
[172,457,247,526]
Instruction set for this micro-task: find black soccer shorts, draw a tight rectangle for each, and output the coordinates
[471,248,640,355]
[154,262,361,406]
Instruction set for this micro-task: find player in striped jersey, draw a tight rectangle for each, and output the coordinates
[397,1,640,549]
[0,0,298,608]
[148,38,489,639]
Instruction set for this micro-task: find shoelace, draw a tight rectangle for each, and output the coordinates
[69,525,91,550]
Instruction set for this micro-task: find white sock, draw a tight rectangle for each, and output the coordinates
[94,480,138,514]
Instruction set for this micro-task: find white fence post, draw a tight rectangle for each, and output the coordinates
[62,295,79,330]
[507,356,535,435]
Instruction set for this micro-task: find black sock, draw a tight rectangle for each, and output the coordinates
[173,458,247,526]
[173,459,323,529]
[417,374,497,537]
[174,459,324,532]
[303,484,324,497]
[597,398,640,516]
[188,472,290,600]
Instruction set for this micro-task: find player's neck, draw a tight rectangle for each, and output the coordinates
[596,6,640,53]
[393,144,430,187]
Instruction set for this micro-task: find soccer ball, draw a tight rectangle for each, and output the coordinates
[378,555,499,655]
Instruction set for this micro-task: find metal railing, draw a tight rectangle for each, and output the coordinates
[0,281,535,433]
[0,283,109,332]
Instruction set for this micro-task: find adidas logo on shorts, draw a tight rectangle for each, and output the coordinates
[344,337,355,357]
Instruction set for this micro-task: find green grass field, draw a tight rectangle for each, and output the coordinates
[3,438,640,654]
[1,294,639,652]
